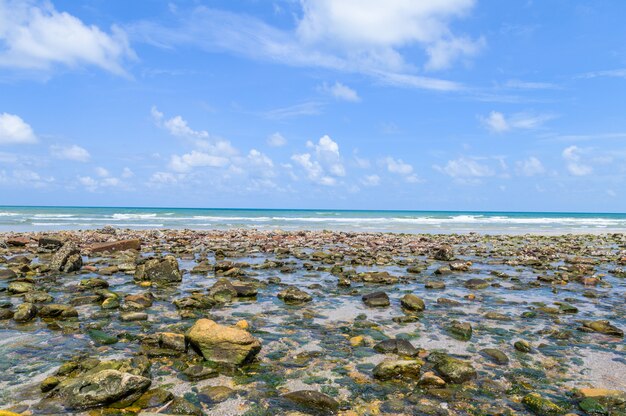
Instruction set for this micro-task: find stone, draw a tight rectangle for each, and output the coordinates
[89,239,141,253]
[522,392,564,415]
[38,236,63,251]
[161,396,203,416]
[79,278,109,289]
[433,355,477,384]
[282,390,340,413]
[362,291,390,307]
[182,364,219,381]
[132,388,173,409]
[38,304,78,319]
[208,278,238,302]
[198,386,235,404]
[7,281,34,294]
[41,376,61,392]
[50,242,83,273]
[373,339,419,357]
[6,236,30,247]
[446,320,472,341]
[417,371,446,388]
[13,302,37,322]
[400,294,425,312]
[464,278,489,289]
[58,369,151,410]
[0,269,17,280]
[125,293,155,308]
[480,348,509,365]
[0,309,14,320]
[433,245,454,261]
[580,320,624,337]
[24,291,53,303]
[373,359,424,380]
[120,312,148,322]
[185,318,261,365]
[134,256,181,283]
[514,340,532,353]
[88,329,118,345]
[277,286,312,304]
[425,280,446,289]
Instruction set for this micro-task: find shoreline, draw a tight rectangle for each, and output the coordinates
[1,227,625,415]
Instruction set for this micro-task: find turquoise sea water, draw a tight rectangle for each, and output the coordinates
[1,206,625,234]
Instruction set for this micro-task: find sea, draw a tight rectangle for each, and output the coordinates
[0,206,625,234]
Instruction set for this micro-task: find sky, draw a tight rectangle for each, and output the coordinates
[1,0,626,212]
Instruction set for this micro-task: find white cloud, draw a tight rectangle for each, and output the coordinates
[151,106,209,139]
[169,150,230,172]
[308,135,345,177]
[516,156,545,176]
[95,167,109,177]
[0,113,37,144]
[149,171,179,185]
[361,174,380,186]
[0,168,54,188]
[481,111,554,133]
[436,157,494,178]
[321,82,360,102]
[562,145,592,176]
[121,167,134,178]
[0,0,135,75]
[267,132,287,147]
[130,1,481,91]
[50,144,90,162]
[384,156,413,175]
[263,102,324,119]
[291,152,335,186]
[291,136,345,186]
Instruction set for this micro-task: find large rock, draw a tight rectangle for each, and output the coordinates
[0,268,17,280]
[373,359,424,380]
[38,304,78,319]
[134,256,182,283]
[373,338,419,357]
[400,294,425,312]
[282,390,339,413]
[277,286,312,304]
[50,242,82,273]
[185,318,261,365]
[522,392,564,415]
[59,369,151,410]
[38,236,63,251]
[581,320,624,338]
[89,239,141,253]
[362,291,390,307]
[432,354,477,384]
[13,302,37,322]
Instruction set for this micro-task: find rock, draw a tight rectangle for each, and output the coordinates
[38,304,78,319]
[6,236,30,247]
[0,309,14,320]
[79,278,109,289]
[282,390,339,413]
[277,286,312,304]
[580,320,624,337]
[120,312,148,322]
[88,329,118,345]
[182,364,219,381]
[38,236,63,251]
[125,293,155,309]
[373,339,419,357]
[134,256,182,284]
[132,388,174,409]
[161,396,203,416]
[40,376,61,392]
[13,302,37,322]
[464,278,489,289]
[89,239,141,253]
[362,291,390,307]
[208,278,238,302]
[102,297,120,309]
[185,318,261,365]
[373,359,424,380]
[514,340,532,353]
[198,386,235,404]
[349,335,364,347]
[7,281,34,294]
[425,280,446,289]
[0,269,17,280]
[58,369,151,410]
[158,332,185,351]
[432,355,477,384]
[24,291,53,303]
[480,348,509,365]
[361,271,398,284]
[433,245,454,261]
[417,371,446,388]
[50,242,83,273]
[446,320,472,341]
[577,387,626,401]
[400,294,425,312]
[522,392,564,415]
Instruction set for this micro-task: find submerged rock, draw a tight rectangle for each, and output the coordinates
[400,293,425,311]
[58,369,151,410]
[373,359,424,380]
[580,320,624,337]
[282,390,339,413]
[185,318,261,365]
[432,354,477,384]
[50,242,82,273]
[277,286,312,304]
[522,392,564,415]
[38,304,78,319]
[13,302,37,322]
[373,338,419,357]
[362,291,390,307]
[446,320,472,341]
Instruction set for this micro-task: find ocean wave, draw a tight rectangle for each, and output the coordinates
[111,213,160,220]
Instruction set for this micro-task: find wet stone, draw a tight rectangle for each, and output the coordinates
[362,291,390,307]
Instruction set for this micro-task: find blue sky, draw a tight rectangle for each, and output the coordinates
[1,0,625,211]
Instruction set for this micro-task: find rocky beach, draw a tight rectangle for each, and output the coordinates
[0,228,625,416]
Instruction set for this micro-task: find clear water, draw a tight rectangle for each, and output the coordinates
[1,206,626,234]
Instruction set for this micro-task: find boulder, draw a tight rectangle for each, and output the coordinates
[89,239,141,253]
[0,269,17,280]
[433,245,454,261]
[373,339,419,357]
[433,355,476,384]
[446,320,472,341]
[282,390,339,413]
[134,256,181,283]
[50,242,82,273]
[277,286,312,304]
[38,236,63,251]
[362,291,390,307]
[38,304,78,319]
[373,359,424,380]
[6,236,30,247]
[208,278,238,302]
[13,302,37,322]
[400,294,425,312]
[580,320,624,338]
[522,392,564,415]
[58,369,151,410]
[185,318,261,365]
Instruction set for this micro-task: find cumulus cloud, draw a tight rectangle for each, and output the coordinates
[50,144,90,162]
[0,0,135,75]
[516,156,545,176]
[481,111,554,133]
[562,145,592,176]
[0,168,54,188]
[169,150,230,172]
[380,157,420,183]
[361,174,380,186]
[267,132,287,147]
[291,135,344,186]
[321,81,360,102]
[0,113,37,144]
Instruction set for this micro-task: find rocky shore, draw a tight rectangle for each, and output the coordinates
[0,228,625,415]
